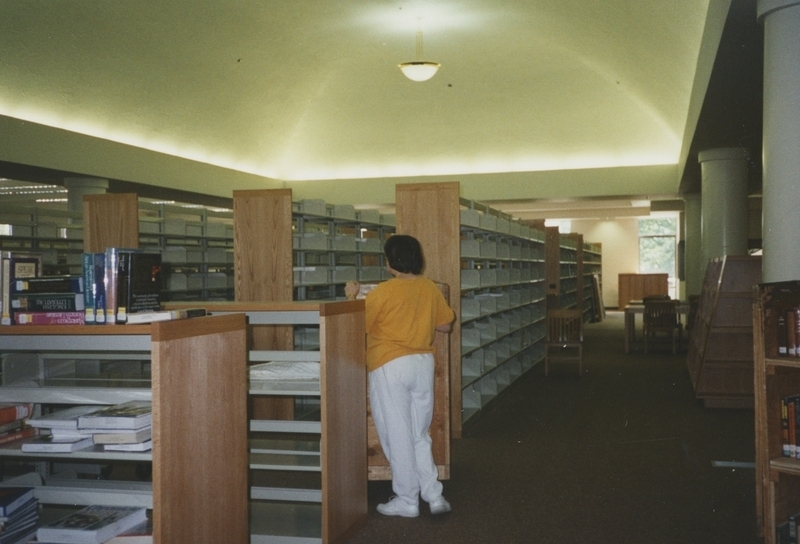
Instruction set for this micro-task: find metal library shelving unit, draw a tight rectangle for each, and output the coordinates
[291,198,395,302]
[0,314,249,544]
[457,201,548,426]
[0,202,84,276]
[754,281,800,544]
[137,199,234,302]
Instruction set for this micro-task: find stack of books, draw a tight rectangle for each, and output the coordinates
[36,505,146,544]
[0,487,38,544]
[22,405,103,453]
[0,403,35,446]
[2,248,85,326]
[78,401,153,452]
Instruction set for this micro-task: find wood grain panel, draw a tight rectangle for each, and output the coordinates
[320,305,367,544]
[233,189,295,418]
[82,193,139,252]
[396,182,460,440]
[151,313,248,544]
[617,273,669,309]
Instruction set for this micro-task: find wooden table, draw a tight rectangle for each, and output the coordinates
[624,301,689,353]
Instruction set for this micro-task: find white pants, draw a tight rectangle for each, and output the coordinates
[369,353,442,507]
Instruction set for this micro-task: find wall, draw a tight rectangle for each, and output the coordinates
[570,218,640,309]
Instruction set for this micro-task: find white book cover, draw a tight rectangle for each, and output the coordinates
[20,435,94,453]
[37,505,147,544]
[103,440,152,452]
[26,406,104,430]
[92,426,152,445]
[77,401,152,431]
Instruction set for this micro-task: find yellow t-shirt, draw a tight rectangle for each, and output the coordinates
[365,276,455,372]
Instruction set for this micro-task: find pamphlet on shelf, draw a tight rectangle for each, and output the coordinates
[125,308,206,324]
[103,440,152,452]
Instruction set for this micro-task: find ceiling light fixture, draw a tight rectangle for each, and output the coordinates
[399,27,440,82]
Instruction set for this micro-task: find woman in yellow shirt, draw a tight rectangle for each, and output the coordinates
[346,234,455,518]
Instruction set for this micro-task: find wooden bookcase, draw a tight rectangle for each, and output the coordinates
[617,273,668,309]
[396,182,549,436]
[165,301,367,544]
[754,281,800,543]
[686,255,761,408]
[0,314,249,544]
[544,228,580,311]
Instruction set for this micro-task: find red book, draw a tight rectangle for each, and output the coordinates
[0,403,33,426]
[14,311,85,325]
[0,427,35,445]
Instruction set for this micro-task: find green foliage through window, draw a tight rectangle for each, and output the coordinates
[639,218,677,276]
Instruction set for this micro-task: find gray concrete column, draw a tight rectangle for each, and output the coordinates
[683,193,703,297]
[698,148,749,265]
[63,177,108,214]
[758,0,800,282]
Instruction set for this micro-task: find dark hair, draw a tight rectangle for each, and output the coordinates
[384,234,424,274]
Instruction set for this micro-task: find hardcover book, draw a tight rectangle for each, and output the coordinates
[11,293,85,312]
[14,311,85,325]
[104,440,152,452]
[0,403,33,426]
[115,251,162,323]
[92,252,107,324]
[12,276,83,295]
[104,517,152,544]
[77,401,152,431]
[36,505,147,544]
[81,253,96,323]
[20,435,94,453]
[125,308,206,324]
[91,426,152,445]
[0,487,34,517]
[1,252,43,326]
[26,405,104,430]
[0,428,35,446]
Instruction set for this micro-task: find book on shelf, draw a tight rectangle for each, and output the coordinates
[91,426,151,445]
[14,311,85,325]
[77,401,151,431]
[0,420,24,435]
[1,252,43,326]
[125,308,206,324]
[0,487,34,517]
[20,435,94,453]
[12,276,83,295]
[788,310,798,357]
[122,251,162,321]
[0,403,33,427]
[11,293,85,313]
[0,428,35,446]
[103,440,152,452]
[92,253,107,324]
[36,505,147,544]
[0,496,39,544]
[104,517,152,544]
[26,406,104,430]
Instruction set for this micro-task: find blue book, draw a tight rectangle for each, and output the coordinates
[0,486,34,517]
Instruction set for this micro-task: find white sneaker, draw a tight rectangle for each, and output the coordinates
[429,496,451,515]
[376,496,419,518]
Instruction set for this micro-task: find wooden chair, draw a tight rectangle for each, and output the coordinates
[545,309,584,376]
[643,299,681,353]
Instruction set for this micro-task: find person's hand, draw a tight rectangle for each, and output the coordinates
[345,281,361,300]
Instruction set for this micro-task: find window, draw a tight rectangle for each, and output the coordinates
[639,217,678,297]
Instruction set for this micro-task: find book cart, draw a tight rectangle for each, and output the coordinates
[0,314,249,544]
[167,300,368,544]
[754,281,800,543]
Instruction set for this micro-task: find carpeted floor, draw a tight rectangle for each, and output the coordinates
[347,311,759,544]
